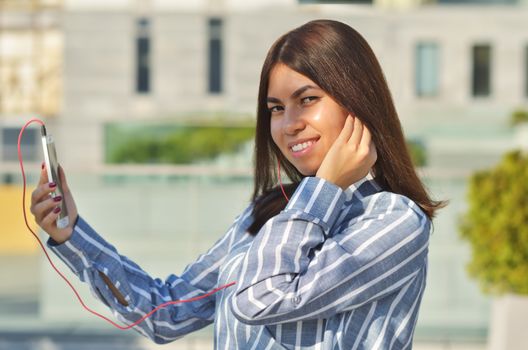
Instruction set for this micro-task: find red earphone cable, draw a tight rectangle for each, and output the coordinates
[277,158,289,202]
[18,118,235,330]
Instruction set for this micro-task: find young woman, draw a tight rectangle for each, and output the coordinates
[31,19,444,349]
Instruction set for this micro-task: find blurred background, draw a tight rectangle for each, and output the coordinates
[1,0,527,349]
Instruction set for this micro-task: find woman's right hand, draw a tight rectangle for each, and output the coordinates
[30,165,78,244]
[315,115,377,190]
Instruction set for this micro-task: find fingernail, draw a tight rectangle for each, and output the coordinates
[53,196,62,202]
[53,207,61,214]
[49,182,57,188]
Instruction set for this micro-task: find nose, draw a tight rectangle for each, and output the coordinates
[283,107,305,135]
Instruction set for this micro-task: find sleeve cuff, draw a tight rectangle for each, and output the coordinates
[46,216,111,276]
[47,215,80,247]
[284,176,346,235]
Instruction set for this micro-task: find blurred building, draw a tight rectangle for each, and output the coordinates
[0,0,62,168]
[1,0,527,346]
[1,0,526,169]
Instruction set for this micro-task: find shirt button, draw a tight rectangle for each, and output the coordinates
[293,296,301,304]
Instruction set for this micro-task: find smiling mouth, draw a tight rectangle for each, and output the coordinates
[289,138,319,157]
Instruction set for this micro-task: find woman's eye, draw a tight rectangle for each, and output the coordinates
[268,105,283,113]
[301,96,319,104]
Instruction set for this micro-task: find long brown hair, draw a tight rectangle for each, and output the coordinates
[248,19,445,235]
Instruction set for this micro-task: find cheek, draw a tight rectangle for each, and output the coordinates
[334,119,347,138]
[323,120,346,148]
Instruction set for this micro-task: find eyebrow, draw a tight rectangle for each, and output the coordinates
[266,85,319,104]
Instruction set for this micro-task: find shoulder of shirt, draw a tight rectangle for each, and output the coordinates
[233,201,256,231]
[337,190,432,245]
[351,188,430,226]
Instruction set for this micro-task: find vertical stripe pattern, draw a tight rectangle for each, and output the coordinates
[47,175,431,349]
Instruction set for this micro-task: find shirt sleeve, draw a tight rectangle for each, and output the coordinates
[46,205,252,344]
[230,176,431,325]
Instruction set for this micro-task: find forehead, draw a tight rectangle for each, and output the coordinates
[268,63,316,95]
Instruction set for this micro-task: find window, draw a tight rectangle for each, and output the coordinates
[472,44,492,97]
[135,18,151,94]
[208,18,223,94]
[2,127,38,162]
[415,42,439,97]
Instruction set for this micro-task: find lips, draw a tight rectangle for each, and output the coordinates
[287,137,320,150]
[289,137,319,158]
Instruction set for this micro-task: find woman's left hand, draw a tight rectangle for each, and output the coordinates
[315,115,377,190]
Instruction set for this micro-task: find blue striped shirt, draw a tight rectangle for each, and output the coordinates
[47,174,431,349]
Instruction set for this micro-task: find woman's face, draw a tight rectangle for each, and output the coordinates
[268,63,348,176]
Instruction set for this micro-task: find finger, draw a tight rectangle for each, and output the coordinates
[58,165,69,192]
[41,205,62,232]
[367,139,378,167]
[335,115,354,144]
[359,128,377,166]
[31,181,57,207]
[359,124,372,148]
[39,163,49,186]
[370,140,378,161]
[33,163,50,204]
[58,164,74,196]
[32,195,62,222]
[348,117,363,146]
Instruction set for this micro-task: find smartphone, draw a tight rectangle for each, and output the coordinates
[40,125,69,229]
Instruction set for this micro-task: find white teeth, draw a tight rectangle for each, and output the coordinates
[291,140,314,152]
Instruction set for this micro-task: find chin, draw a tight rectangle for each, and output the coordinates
[296,166,318,177]
[287,158,318,177]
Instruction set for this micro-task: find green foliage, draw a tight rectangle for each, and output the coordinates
[406,139,427,167]
[510,109,528,126]
[106,122,427,167]
[108,126,255,164]
[459,150,528,295]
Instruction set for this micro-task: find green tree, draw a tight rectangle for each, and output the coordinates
[406,139,427,167]
[459,150,528,295]
[109,126,255,164]
[510,109,528,127]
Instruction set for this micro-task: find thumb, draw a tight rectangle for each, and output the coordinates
[58,164,70,193]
